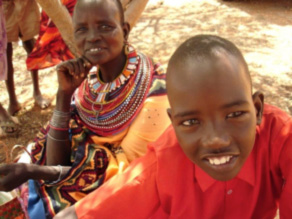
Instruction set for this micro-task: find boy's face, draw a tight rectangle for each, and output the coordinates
[73,0,129,66]
[167,53,263,181]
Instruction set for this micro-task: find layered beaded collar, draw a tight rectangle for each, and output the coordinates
[74,45,153,136]
[87,46,139,102]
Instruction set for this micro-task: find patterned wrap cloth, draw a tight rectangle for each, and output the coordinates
[29,46,169,217]
[26,0,76,71]
[0,0,7,81]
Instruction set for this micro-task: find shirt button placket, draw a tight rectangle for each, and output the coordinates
[227,189,233,195]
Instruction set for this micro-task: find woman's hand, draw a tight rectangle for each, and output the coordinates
[56,57,92,97]
[0,164,72,191]
[0,163,31,191]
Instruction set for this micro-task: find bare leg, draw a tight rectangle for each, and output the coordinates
[5,42,21,115]
[0,103,18,134]
[22,39,50,109]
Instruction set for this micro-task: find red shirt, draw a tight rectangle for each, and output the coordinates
[75,104,292,218]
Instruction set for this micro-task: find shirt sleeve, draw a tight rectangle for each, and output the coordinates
[75,149,160,219]
[277,117,292,217]
[121,95,170,163]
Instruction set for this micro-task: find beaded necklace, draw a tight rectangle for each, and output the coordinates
[74,45,153,136]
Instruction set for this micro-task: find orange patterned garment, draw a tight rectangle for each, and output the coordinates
[26,0,76,71]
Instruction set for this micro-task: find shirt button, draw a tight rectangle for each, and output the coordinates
[227,189,233,195]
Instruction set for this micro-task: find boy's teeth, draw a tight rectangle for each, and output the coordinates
[207,156,232,165]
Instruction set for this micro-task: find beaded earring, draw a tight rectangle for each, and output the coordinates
[124,43,129,56]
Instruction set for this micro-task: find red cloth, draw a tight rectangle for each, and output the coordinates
[75,104,292,219]
[26,0,76,71]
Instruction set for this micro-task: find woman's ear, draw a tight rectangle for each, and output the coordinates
[122,22,130,42]
[252,91,264,125]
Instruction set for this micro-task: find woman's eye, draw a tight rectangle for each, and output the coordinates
[75,27,87,33]
[226,111,244,118]
[182,119,199,126]
[100,25,113,31]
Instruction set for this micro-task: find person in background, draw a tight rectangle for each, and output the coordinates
[2,0,50,119]
[0,0,18,137]
[26,0,77,71]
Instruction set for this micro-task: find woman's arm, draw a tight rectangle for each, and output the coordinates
[46,57,91,165]
[122,0,149,29]
[0,163,71,191]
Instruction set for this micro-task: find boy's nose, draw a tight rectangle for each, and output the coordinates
[201,124,231,150]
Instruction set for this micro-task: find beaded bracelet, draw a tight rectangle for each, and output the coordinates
[47,133,69,142]
[49,123,69,131]
[50,110,71,129]
[50,165,63,184]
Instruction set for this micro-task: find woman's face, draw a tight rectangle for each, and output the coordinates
[73,0,129,66]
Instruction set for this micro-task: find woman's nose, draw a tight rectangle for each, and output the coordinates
[87,29,101,42]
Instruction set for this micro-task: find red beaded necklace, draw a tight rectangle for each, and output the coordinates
[74,45,153,136]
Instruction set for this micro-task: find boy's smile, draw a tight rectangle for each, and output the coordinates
[167,52,263,181]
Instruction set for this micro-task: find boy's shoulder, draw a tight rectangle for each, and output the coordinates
[258,104,292,136]
[148,125,191,167]
[255,104,292,163]
[262,104,291,122]
[148,125,180,153]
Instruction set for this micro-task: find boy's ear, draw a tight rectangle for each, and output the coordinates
[122,22,130,42]
[252,91,264,125]
[167,108,173,122]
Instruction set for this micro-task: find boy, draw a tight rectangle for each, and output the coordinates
[55,35,292,218]
[2,0,50,117]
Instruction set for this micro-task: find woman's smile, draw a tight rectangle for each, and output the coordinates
[85,47,104,58]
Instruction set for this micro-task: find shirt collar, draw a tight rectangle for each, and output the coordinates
[194,148,255,192]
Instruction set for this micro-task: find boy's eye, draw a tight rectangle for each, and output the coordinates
[226,111,245,118]
[181,119,200,126]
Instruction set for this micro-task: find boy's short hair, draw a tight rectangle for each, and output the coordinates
[167,35,251,86]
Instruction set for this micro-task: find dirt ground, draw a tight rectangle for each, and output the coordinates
[0,0,292,160]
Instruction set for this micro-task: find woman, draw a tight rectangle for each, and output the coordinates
[26,0,149,70]
[26,0,76,71]
[0,0,170,217]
